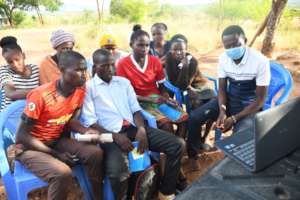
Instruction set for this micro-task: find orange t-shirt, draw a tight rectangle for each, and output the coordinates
[22,80,86,142]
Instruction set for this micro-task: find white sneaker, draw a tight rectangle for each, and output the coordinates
[158,192,176,200]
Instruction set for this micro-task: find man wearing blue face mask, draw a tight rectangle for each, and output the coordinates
[186,25,270,170]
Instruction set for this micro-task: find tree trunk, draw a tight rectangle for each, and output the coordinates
[261,0,288,57]
[249,12,270,47]
[217,0,224,31]
[96,0,101,22]
[3,7,14,27]
[35,6,44,25]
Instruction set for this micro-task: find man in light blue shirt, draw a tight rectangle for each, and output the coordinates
[81,49,185,200]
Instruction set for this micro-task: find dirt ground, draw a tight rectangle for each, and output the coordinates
[0,43,299,199]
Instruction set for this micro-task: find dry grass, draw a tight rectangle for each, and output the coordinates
[1,14,299,65]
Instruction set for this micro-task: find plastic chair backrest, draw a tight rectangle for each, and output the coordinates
[1,100,26,146]
[0,100,27,200]
[0,90,2,109]
[263,61,293,110]
[163,74,218,111]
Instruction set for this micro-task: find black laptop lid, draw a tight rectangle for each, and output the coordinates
[255,97,300,171]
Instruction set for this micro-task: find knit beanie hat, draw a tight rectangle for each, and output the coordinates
[50,29,75,49]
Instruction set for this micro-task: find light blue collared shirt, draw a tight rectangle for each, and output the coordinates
[81,75,142,132]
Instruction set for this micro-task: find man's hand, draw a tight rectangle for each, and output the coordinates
[135,127,148,154]
[180,56,189,68]
[222,117,234,133]
[166,98,179,108]
[113,134,134,152]
[151,95,167,104]
[160,55,167,65]
[55,152,76,166]
[216,111,226,130]
[84,128,100,135]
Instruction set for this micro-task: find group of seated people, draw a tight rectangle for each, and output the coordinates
[0,23,270,200]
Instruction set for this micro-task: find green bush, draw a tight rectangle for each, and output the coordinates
[110,0,148,22]
[202,0,272,21]
[13,11,27,26]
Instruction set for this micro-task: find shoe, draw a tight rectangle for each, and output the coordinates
[201,143,217,152]
[176,169,188,192]
[176,179,188,192]
[187,157,201,171]
[158,192,175,200]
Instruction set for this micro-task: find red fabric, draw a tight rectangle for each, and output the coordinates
[116,55,165,96]
[23,81,85,141]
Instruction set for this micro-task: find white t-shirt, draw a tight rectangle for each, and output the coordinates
[218,47,270,86]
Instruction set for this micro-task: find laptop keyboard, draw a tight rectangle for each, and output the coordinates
[226,139,255,167]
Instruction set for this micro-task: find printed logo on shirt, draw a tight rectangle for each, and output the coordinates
[48,113,73,125]
[28,102,36,111]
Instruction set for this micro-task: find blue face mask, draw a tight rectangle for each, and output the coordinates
[225,46,246,60]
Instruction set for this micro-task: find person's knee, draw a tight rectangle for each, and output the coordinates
[55,164,72,180]
[167,137,185,157]
[89,147,103,163]
[106,160,129,181]
[176,137,186,156]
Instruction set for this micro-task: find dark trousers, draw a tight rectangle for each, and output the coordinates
[187,98,219,158]
[187,98,256,158]
[16,137,103,200]
[101,126,185,200]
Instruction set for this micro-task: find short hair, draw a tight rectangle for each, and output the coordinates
[133,24,142,32]
[58,51,85,70]
[0,36,22,54]
[151,22,168,31]
[222,25,245,38]
[92,48,112,64]
[170,34,188,46]
[130,24,150,44]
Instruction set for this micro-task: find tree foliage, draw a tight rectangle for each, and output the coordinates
[110,0,162,22]
[203,0,272,21]
[0,0,62,26]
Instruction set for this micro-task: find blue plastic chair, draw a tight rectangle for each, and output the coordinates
[263,61,293,110]
[164,73,218,109]
[0,100,93,200]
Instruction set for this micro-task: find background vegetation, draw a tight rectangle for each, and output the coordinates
[0,0,299,58]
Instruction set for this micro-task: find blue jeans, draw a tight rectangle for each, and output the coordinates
[187,98,255,158]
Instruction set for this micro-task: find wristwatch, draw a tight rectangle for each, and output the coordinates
[231,115,237,124]
[221,104,226,111]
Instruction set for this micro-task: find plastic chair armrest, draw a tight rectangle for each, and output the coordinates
[140,110,157,128]
[203,73,218,94]
[163,81,183,105]
[0,143,11,175]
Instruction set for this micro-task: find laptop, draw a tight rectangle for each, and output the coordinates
[216,97,300,172]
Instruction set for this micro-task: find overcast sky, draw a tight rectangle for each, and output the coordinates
[60,0,215,11]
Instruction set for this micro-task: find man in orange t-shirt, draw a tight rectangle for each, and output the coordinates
[16,51,103,200]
